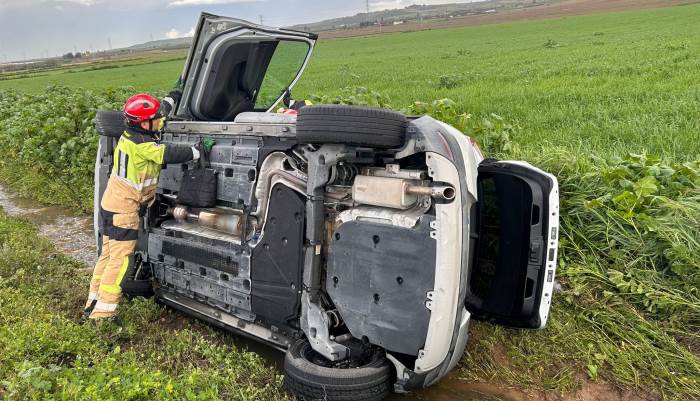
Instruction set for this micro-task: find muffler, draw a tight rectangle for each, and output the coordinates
[352,175,456,209]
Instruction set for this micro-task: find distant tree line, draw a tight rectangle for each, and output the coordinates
[62,52,84,60]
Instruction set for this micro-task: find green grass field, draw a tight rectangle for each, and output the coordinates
[1,3,699,401]
[0,50,187,91]
[0,213,291,400]
[2,4,700,160]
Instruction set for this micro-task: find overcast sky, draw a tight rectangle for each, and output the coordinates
[0,0,480,61]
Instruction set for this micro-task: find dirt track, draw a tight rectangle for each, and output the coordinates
[320,0,697,39]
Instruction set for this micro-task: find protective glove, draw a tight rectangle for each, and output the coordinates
[174,77,184,91]
[201,137,216,153]
[159,89,183,120]
[290,99,312,111]
[167,89,183,105]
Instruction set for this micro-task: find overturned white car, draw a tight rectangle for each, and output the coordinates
[95,13,560,401]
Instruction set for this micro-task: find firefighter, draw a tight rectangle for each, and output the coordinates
[83,92,215,321]
[277,95,313,115]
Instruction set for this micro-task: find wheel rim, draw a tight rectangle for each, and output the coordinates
[300,342,380,369]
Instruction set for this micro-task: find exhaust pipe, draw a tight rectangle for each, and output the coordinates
[406,184,456,201]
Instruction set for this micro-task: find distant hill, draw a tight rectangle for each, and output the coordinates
[126,37,192,51]
[123,1,554,51]
[288,0,553,32]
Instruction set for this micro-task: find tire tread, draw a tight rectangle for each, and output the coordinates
[297,105,407,149]
[283,340,393,401]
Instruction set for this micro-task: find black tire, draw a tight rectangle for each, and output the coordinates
[284,339,393,401]
[297,105,407,149]
[120,257,154,299]
[121,278,154,299]
[95,110,126,138]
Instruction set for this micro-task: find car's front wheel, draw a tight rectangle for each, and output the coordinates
[283,339,393,401]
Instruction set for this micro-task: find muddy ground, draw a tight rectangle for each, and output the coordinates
[320,0,696,39]
[0,185,96,266]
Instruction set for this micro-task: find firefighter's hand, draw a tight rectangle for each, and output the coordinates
[167,89,182,105]
[200,137,216,153]
[160,90,183,118]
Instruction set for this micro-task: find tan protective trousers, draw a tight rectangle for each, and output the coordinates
[85,208,140,319]
[86,236,137,318]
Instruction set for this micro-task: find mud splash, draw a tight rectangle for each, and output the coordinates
[0,185,96,266]
[387,371,531,401]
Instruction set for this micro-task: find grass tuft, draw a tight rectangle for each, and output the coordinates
[0,214,290,400]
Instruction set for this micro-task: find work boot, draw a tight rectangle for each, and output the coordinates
[79,300,97,325]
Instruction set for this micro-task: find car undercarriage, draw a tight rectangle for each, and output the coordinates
[94,13,560,401]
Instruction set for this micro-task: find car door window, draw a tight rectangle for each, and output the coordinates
[254,40,310,110]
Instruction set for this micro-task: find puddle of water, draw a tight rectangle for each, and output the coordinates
[387,372,531,401]
[0,185,96,266]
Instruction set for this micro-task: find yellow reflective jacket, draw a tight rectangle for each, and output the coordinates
[101,128,194,214]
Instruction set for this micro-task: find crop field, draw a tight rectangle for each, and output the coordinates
[0,50,188,93]
[0,2,699,401]
[3,4,700,160]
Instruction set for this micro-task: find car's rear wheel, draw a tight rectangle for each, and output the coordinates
[297,105,407,149]
[283,339,393,401]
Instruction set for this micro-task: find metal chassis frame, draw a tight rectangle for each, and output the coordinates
[165,120,297,138]
[300,145,355,361]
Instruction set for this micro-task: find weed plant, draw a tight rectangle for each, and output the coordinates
[0,214,290,400]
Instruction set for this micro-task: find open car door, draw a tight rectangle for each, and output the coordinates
[466,160,560,329]
[175,13,317,122]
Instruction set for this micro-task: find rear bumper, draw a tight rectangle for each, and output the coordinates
[390,307,471,392]
[389,117,481,391]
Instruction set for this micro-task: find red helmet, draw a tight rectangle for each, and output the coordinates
[123,93,161,123]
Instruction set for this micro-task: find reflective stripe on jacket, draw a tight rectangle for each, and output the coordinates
[112,130,166,189]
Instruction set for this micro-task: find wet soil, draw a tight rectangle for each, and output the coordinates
[0,186,96,266]
[388,372,532,401]
[0,184,658,401]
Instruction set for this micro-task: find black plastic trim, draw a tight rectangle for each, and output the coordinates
[465,160,554,328]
